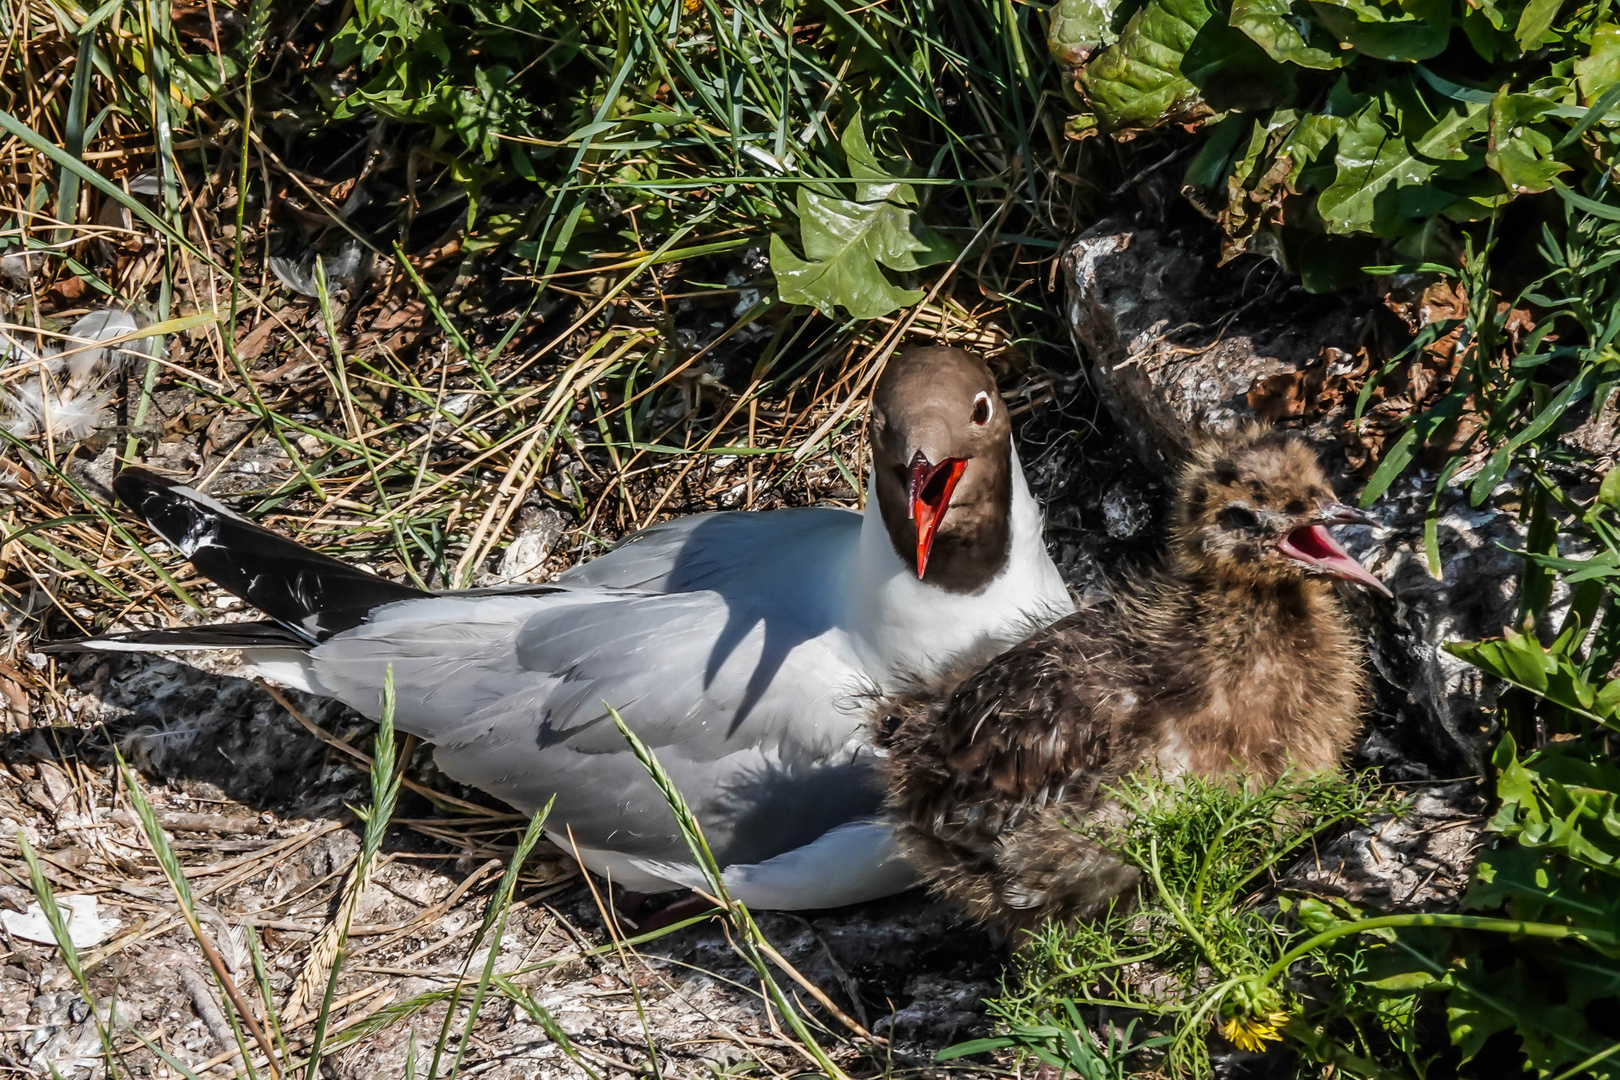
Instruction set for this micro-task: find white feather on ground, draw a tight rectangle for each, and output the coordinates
[1,380,114,441]
[59,308,142,382]
[0,308,158,441]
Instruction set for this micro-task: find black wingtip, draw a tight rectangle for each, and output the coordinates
[114,467,428,640]
[37,621,316,653]
[111,464,174,507]
[114,467,234,563]
[35,636,94,654]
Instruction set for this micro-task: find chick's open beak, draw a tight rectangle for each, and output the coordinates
[1317,500,1379,527]
[908,453,967,580]
[1278,503,1392,597]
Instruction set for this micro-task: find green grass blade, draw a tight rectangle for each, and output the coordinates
[0,427,202,610]
[130,1029,210,1080]
[118,752,269,1078]
[608,706,853,1079]
[53,28,96,244]
[304,666,404,1080]
[16,833,123,1073]
[0,109,210,264]
[438,799,555,1080]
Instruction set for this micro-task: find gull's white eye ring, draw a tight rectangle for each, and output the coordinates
[971,391,992,426]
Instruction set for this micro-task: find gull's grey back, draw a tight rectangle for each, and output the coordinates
[307,505,878,866]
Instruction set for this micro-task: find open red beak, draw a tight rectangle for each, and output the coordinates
[908,453,967,579]
[1278,517,1392,598]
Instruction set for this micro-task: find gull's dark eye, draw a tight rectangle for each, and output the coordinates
[1216,505,1259,532]
[971,391,992,426]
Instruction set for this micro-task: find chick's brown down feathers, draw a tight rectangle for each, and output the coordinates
[878,427,1378,933]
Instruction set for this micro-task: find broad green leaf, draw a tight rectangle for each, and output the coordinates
[1491,732,1542,823]
[769,116,953,320]
[1595,678,1620,718]
[1460,0,1519,57]
[1467,0,1515,32]
[1079,0,1215,129]
[842,113,914,200]
[768,199,935,319]
[1230,0,1348,68]
[1447,635,1550,693]
[1599,464,1620,510]
[1450,633,1620,731]
[1279,111,1342,186]
[1294,896,1350,933]
[1447,953,1620,1076]
[1310,0,1451,61]
[1182,113,1250,193]
[1487,90,1570,194]
[1365,968,1444,991]
[1446,983,1517,1064]
[1049,0,1133,62]
[1515,0,1563,51]
[1576,24,1620,104]
[1500,630,1553,692]
[1318,85,1488,237]
[1467,847,1591,921]
[1081,0,1293,129]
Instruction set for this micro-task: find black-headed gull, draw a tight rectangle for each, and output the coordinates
[51,348,1074,910]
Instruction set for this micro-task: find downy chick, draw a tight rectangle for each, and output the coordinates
[879,426,1390,933]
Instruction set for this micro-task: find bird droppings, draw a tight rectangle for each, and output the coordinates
[0,896,118,950]
[496,507,570,584]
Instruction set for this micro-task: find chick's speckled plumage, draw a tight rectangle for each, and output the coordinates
[878,427,1377,933]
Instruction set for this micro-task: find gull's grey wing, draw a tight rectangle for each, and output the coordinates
[557,505,860,594]
[306,586,879,868]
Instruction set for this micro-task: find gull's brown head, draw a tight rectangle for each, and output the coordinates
[869,347,1013,593]
[1171,426,1391,597]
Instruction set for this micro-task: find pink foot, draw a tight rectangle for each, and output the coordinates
[612,889,721,932]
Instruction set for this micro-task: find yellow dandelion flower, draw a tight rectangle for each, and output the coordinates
[1218,1011,1290,1054]
[683,0,701,12]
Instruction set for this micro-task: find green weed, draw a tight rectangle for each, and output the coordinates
[1052,0,1620,289]
[1323,188,1620,1075]
[983,771,1384,1079]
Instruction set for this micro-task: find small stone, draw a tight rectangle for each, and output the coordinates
[0,250,47,289]
[499,509,568,582]
[1100,481,1151,539]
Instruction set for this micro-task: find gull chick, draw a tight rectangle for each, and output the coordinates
[879,426,1390,932]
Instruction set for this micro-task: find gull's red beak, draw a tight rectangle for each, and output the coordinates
[1278,519,1392,598]
[908,453,967,579]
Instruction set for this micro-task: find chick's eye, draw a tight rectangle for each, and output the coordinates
[1216,505,1259,532]
[971,391,992,426]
